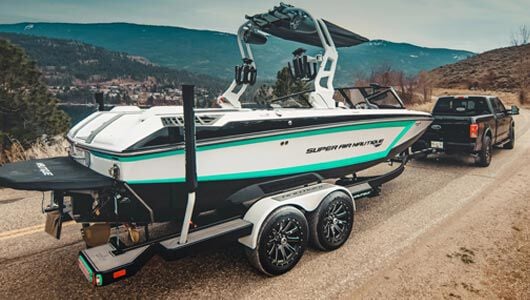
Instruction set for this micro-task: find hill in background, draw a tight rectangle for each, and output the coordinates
[0,22,474,83]
[429,44,530,91]
[0,32,227,92]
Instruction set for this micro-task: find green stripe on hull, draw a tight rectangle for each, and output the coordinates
[123,120,414,184]
[92,120,414,162]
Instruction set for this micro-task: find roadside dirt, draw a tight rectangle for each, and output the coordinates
[0,111,528,299]
[348,142,530,299]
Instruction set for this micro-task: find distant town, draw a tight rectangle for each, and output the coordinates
[49,77,213,107]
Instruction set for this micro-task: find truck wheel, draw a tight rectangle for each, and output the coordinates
[246,206,308,276]
[477,135,492,167]
[309,191,354,251]
[504,127,515,149]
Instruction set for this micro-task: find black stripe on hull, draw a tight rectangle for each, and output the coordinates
[81,113,430,156]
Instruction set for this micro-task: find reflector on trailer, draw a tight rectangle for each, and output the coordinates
[95,274,103,286]
[113,269,127,279]
[78,256,93,282]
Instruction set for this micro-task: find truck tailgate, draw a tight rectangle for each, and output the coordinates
[423,117,471,143]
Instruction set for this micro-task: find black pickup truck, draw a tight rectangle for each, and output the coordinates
[412,96,519,167]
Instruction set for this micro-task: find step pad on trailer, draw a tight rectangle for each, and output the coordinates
[160,218,252,250]
[78,218,252,286]
[81,244,150,273]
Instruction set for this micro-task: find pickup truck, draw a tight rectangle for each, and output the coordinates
[412,95,519,167]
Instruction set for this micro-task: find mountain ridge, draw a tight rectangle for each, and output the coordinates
[0,22,474,83]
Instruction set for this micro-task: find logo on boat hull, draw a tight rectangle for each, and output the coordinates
[306,138,385,154]
[36,162,54,176]
[431,125,442,130]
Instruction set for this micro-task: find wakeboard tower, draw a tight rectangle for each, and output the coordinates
[0,3,432,285]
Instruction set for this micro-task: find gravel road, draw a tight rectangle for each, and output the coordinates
[0,110,528,299]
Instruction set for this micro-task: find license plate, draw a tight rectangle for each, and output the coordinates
[431,141,444,149]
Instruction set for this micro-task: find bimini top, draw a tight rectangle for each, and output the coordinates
[245,3,369,48]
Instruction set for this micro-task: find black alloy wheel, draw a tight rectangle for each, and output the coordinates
[246,206,308,276]
[309,191,354,251]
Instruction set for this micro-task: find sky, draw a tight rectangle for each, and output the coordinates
[0,0,528,53]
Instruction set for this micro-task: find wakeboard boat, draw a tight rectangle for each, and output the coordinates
[0,4,432,229]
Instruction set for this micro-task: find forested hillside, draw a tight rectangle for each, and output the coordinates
[0,33,228,91]
[0,22,474,82]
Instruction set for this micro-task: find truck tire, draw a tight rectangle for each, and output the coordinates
[503,127,515,149]
[477,135,492,167]
[309,191,354,251]
[246,206,308,276]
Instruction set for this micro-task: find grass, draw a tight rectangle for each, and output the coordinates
[0,136,68,165]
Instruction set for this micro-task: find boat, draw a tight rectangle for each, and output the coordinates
[0,3,432,226]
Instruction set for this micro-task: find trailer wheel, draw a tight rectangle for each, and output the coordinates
[477,135,492,167]
[246,206,308,276]
[309,191,354,251]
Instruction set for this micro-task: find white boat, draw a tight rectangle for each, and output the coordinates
[0,3,432,224]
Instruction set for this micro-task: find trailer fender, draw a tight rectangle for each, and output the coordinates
[238,183,354,249]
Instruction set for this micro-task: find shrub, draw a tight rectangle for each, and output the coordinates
[519,89,528,105]
[0,39,70,161]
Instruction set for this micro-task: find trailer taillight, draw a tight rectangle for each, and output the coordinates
[470,124,479,138]
[113,269,127,279]
[95,274,103,286]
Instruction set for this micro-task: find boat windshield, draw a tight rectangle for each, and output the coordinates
[251,86,405,109]
[268,91,312,108]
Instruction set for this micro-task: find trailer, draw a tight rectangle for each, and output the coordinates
[77,161,406,286]
[70,85,411,286]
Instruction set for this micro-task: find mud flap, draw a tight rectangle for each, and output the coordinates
[45,210,62,239]
[44,192,65,239]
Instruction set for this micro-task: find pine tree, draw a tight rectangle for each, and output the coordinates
[272,67,310,97]
[0,39,70,152]
[253,84,273,103]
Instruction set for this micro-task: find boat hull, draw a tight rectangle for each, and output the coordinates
[84,117,430,222]
[128,151,401,222]
[0,112,431,223]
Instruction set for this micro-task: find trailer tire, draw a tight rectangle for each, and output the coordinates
[477,135,492,167]
[246,206,308,276]
[309,191,354,251]
[504,126,515,149]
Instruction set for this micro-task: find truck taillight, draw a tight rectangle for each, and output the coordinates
[470,123,479,138]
